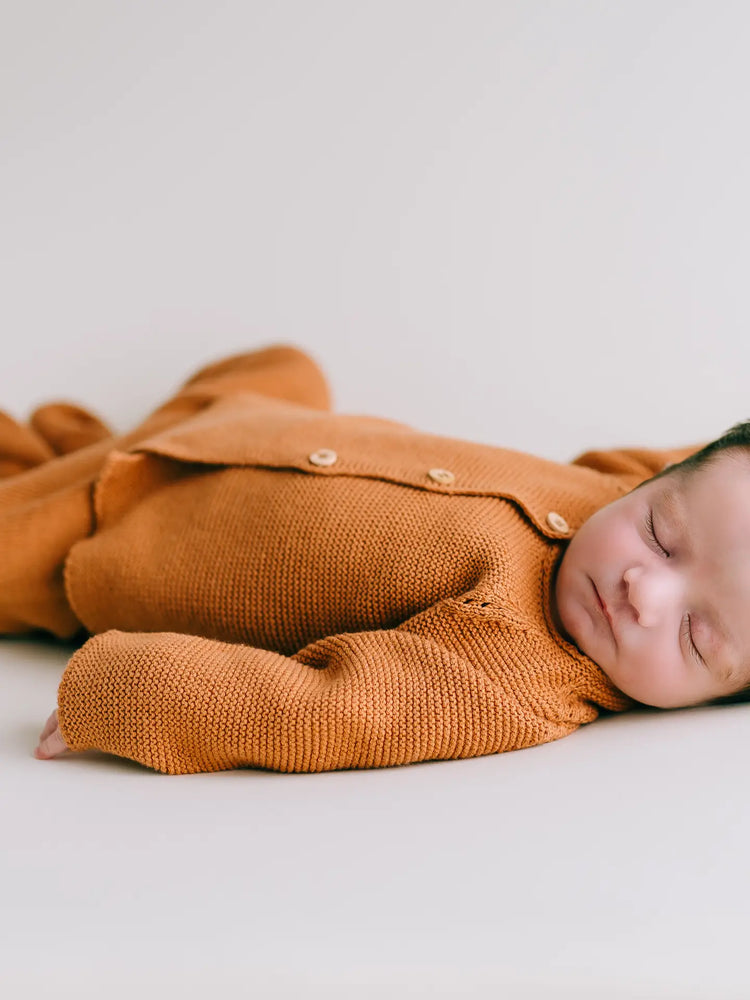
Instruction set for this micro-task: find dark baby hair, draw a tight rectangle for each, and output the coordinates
[662,418,750,481]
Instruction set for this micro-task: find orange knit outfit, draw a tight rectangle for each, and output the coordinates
[0,345,700,774]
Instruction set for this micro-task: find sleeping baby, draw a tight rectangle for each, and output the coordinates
[6,344,746,774]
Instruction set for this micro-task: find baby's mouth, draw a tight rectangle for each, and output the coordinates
[591,579,617,643]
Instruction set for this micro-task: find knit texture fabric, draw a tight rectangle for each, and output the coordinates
[0,345,702,775]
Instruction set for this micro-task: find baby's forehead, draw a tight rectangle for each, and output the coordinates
[617,460,750,559]
[653,464,740,533]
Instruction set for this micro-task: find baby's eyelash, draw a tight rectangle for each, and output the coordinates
[643,509,669,557]
[681,614,706,667]
[642,510,704,668]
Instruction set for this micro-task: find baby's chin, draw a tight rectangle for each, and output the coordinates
[553,581,599,660]
[550,569,581,647]
[558,600,625,689]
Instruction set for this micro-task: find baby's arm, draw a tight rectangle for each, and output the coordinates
[36,625,561,775]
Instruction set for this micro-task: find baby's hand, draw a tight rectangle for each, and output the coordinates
[34,709,70,759]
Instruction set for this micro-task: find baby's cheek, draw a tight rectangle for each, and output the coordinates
[623,650,691,708]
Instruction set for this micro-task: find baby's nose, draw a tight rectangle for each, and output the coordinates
[623,565,677,629]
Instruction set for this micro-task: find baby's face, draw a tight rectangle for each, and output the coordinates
[553,451,750,707]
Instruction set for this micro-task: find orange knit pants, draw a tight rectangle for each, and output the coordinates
[0,345,330,639]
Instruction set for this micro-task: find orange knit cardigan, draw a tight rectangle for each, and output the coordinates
[0,345,700,774]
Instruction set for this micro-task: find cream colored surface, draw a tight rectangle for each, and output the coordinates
[4,635,749,999]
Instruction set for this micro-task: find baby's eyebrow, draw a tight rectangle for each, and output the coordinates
[658,481,738,682]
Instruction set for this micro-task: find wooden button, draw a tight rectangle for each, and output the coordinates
[546,511,570,534]
[428,468,455,485]
[308,449,338,467]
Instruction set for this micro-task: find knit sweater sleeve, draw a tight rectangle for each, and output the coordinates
[570,441,706,480]
[56,626,560,775]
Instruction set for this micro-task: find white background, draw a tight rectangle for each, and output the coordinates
[3,0,750,455]
[2,3,750,997]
